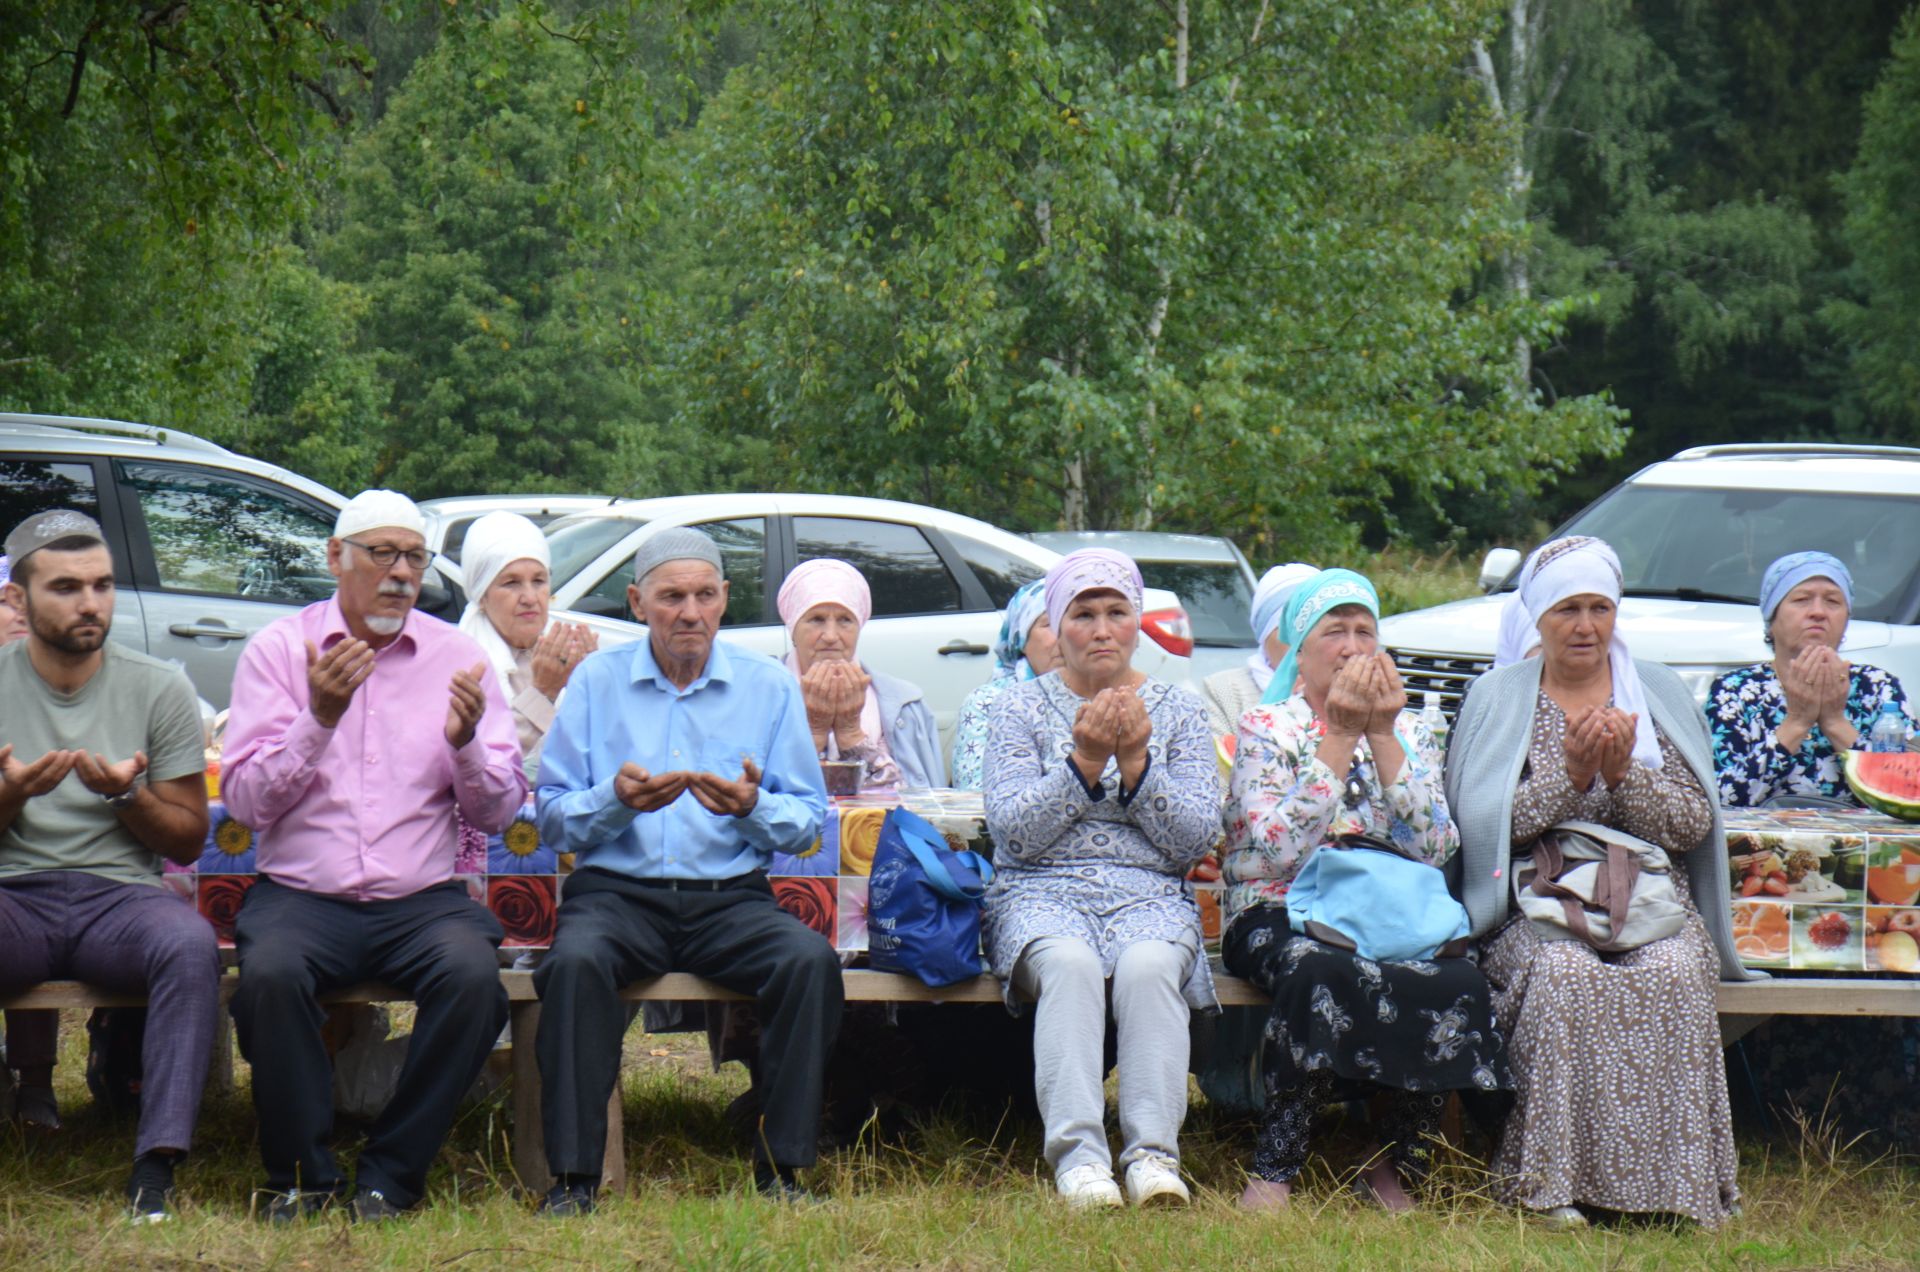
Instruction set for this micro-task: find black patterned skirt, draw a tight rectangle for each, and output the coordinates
[1223,906,1513,1097]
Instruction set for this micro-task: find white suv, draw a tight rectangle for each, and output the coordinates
[539,494,1197,756]
[1381,444,1920,715]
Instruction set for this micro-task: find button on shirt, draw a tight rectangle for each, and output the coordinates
[222,598,528,901]
[536,637,824,880]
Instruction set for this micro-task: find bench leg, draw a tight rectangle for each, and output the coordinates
[509,1001,548,1194]
[602,1076,627,1196]
[209,1010,235,1096]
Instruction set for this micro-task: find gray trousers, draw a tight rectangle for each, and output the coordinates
[1013,935,1191,1179]
[0,870,220,1157]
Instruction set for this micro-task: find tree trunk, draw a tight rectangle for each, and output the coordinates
[1470,0,1564,399]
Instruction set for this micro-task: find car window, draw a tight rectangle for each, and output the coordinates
[548,515,647,587]
[944,532,1046,609]
[1558,485,1920,622]
[0,459,102,541]
[439,516,475,563]
[584,518,767,628]
[117,461,335,604]
[1139,561,1253,645]
[793,516,962,616]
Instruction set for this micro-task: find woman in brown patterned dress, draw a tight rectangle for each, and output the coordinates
[1444,537,1751,1229]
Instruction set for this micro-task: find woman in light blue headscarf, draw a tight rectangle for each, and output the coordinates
[1222,568,1506,1212]
[1705,549,1911,808]
[950,580,1061,789]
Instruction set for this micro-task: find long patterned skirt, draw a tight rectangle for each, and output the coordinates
[1481,906,1739,1226]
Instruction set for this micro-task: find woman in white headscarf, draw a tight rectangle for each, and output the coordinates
[1200,563,1316,737]
[1444,536,1748,1229]
[458,511,596,779]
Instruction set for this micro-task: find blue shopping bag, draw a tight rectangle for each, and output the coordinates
[866,806,995,987]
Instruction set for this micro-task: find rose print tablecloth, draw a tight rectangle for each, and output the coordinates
[168,788,1229,955]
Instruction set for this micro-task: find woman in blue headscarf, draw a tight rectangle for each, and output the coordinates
[950,580,1061,789]
[1705,550,1912,807]
[1222,569,1508,1212]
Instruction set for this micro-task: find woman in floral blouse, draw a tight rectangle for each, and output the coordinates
[1711,551,1920,1159]
[1706,551,1910,808]
[1224,569,1510,1213]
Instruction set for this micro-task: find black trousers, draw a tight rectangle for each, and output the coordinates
[229,878,507,1207]
[535,868,842,1177]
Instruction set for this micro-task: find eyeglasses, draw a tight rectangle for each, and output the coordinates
[343,538,431,571]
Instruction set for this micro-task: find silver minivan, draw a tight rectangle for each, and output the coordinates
[0,414,464,708]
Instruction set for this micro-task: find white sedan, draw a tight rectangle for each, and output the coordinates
[540,493,1197,762]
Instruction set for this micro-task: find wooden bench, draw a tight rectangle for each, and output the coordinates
[5,972,1913,1194]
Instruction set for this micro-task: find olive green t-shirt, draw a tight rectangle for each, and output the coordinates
[0,640,206,887]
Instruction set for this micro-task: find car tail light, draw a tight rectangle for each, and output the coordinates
[1139,607,1193,658]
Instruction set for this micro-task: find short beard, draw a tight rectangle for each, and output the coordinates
[26,603,108,654]
[363,614,405,636]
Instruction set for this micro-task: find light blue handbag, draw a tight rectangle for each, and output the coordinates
[1285,834,1471,962]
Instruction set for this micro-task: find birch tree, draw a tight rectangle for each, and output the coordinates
[665,0,1625,551]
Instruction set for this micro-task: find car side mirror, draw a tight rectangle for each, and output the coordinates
[1478,547,1522,593]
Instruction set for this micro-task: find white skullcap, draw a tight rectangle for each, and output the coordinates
[334,490,426,541]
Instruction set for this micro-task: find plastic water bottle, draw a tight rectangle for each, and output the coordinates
[1867,700,1911,753]
[1419,691,1450,750]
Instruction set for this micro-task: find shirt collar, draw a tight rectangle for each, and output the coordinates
[631,632,733,693]
[318,593,420,655]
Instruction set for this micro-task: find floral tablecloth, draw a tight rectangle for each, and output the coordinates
[1724,807,1920,973]
[165,787,1229,955]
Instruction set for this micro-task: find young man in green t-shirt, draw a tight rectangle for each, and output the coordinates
[0,511,216,1222]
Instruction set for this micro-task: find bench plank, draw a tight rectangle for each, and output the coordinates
[3,972,1914,1013]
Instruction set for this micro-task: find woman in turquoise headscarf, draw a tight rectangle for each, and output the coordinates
[950,580,1061,788]
[1222,569,1509,1212]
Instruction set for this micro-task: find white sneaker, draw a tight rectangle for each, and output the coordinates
[1057,1163,1123,1210]
[1124,1154,1191,1207]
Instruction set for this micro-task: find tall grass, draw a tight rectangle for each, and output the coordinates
[4,1016,1917,1271]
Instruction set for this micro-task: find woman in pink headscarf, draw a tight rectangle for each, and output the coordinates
[776,559,945,788]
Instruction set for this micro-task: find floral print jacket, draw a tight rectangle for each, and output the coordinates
[1706,661,1909,808]
[1223,696,1456,928]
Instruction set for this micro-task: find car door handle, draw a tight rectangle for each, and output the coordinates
[168,622,249,641]
[938,640,990,656]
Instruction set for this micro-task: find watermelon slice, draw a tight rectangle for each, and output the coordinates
[1843,751,1920,821]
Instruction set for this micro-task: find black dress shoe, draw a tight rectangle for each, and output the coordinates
[351,1188,406,1222]
[263,1187,341,1224]
[538,1179,597,1218]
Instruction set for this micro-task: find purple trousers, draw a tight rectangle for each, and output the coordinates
[0,870,220,1156]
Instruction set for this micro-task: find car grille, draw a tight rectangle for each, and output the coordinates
[1388,648,1493,724]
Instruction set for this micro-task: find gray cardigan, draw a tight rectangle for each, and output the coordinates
[1443,657,1758,982]
[869,665,947,788]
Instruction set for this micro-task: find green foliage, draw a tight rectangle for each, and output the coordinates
[1827,6,1920,435]
[662,0,1624,553]
[0,1,377,431]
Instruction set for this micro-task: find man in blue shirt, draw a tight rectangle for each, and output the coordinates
[533,528,835,1213]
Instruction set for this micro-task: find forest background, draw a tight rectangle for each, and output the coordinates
[6,0,1920,566]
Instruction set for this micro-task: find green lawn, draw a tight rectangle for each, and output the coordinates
[4,1014,1915,1272]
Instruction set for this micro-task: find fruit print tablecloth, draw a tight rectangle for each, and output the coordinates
[166,788,1233,956]
[1725,807,1920,974]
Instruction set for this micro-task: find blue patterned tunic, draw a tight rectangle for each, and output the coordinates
[1705,661,1909,807]
[981,673,1223,1012]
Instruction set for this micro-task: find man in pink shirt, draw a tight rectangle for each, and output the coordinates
[222,490,527,1223]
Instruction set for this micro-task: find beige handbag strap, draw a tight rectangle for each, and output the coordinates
[1527,834,1642,949]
